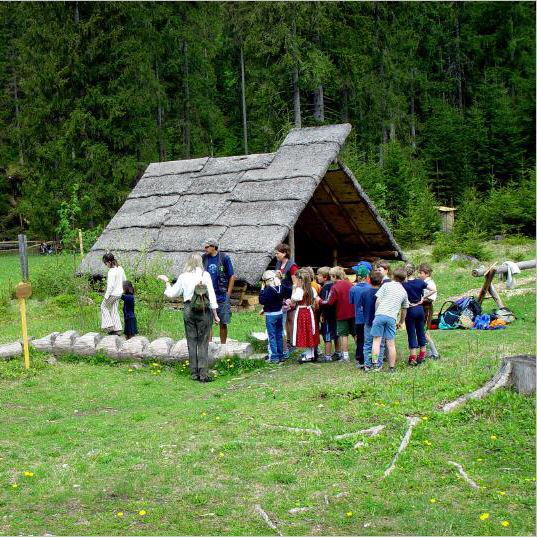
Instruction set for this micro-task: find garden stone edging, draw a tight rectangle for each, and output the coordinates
[0,331,253,364]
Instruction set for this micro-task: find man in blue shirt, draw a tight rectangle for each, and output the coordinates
[349,265,371,368]
[202,238,235,346]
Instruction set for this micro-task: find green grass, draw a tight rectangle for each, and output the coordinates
[0,241,535,535]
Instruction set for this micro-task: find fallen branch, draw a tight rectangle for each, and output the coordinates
[262,424,322,436]
[439,361,513,413]
[382,416,420,479]
[334,424,385,440]
[288,507,311,514]
[254,504,282,536]
[448,460,479,489]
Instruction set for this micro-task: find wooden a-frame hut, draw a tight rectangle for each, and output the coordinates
[78,124,405,284]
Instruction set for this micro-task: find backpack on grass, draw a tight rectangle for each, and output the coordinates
[438,297,482,329]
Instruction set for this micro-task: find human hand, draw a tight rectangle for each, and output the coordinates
[157,274,169,283]
[213,313,220,324]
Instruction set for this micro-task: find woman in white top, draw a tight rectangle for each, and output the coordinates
[101,253,127,334]
[158,253,220,382]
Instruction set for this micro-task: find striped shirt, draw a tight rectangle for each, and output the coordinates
[375,281,409,320]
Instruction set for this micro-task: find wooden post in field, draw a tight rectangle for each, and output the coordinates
[18,233,29,281]
[78,229,84,256]
[15,282,32,369]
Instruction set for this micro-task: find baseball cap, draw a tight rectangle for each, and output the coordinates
[352,261,372,276]
[203,238,219,248]
[353,265,370,277]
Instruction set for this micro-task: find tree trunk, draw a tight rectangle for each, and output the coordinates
[182,41,191,158]
[156,63,165,162]
[293,67,301,128]
[341,86,349,123]
[389,122,396,141]
[74,1,80,24]
[410,91,416,150]
[12,71,24,166]
[313,85,324,122]
[240,46,248,155]
[454,9,464,112]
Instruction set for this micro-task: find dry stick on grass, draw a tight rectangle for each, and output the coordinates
[382,416,420,479]
[334,424,385,440]
[439,360,513,413]
[254,504,283,536]
[448,460,480,489]
[262,424,322,436]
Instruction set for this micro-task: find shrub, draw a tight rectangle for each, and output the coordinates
[432,231,492,262]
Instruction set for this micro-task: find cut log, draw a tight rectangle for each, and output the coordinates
[118,336,149,361]
[472,260,536,277]
[506,355,535,395]
[146,337,174,361]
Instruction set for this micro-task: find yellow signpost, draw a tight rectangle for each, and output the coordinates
[15,282,32,369]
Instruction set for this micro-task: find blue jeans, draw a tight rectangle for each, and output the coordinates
[364,324,385,367]
[265,313,284,362]
[405,306,427,349]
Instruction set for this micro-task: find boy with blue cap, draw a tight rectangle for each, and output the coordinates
[349,264,371,368]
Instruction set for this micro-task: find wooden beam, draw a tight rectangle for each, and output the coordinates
[320,181,368,247]
[288,227,295,260]
[308,202,341,247]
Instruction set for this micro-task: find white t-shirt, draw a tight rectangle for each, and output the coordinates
[375,281,409,320]
[291,286,317,303]
[105,266,127,299]
[424,277,437,302]
[164,268,218,310]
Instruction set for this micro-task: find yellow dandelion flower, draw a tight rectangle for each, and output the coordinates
[498,491,506,496]
[429,498,437,503]
[218,452,225,458]
[151,362,159,367]
[346,511,353,517]
[185,361,189,365]
[501,521,510,527]
[479,513,490,521]
[216,416,221,421]
[128,368,134,372]
[423,440,432,446]
[490,435,497,440]
[23,471,34,477]
[421,416,429,420]
[393,401,400,405]
[138,510,147,516]
[11,483,18,488]
[116,512,124,517]
[477,458,483,462]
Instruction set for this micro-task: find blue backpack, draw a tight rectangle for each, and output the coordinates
[438,297,482,329]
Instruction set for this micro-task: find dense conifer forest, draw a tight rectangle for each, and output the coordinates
[0,2,534,244]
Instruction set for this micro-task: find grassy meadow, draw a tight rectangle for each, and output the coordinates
[0,238,535,535]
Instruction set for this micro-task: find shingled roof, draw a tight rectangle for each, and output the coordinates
[78,124,404,284]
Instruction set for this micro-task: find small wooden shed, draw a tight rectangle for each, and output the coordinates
[436,206,456,233]
[78,124,405,284]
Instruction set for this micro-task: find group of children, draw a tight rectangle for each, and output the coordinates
[259,256,439,372]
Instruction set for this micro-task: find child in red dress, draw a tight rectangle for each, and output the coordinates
[289,269,320,362]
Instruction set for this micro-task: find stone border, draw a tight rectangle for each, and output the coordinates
[0,331,253,364]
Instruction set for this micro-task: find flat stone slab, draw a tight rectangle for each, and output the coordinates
[72,332,102,356]
[96,335,123,359]
[118,336,150,361]
[0,342,22,360]
[52,331,80,354]
[31,332,60,353]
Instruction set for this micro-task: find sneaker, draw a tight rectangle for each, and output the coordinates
[355,362,364,369]
[318,355,332,363]
[298,356,314,364]
[363,365,371,372]
[371,355,379,365]
[331,352,342,361]
[372,365,382,372]
[388,367,396,374]
[416,357,425,365]
[430,354,441,360]
[408,357,417,367]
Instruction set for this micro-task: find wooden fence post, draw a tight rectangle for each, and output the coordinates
[18,234,29,281]
[78,229,84,256]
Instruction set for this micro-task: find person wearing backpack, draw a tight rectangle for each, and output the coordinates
[202,238,235,351]
[158,253,219,383]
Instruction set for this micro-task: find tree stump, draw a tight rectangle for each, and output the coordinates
[504,355,535,395]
